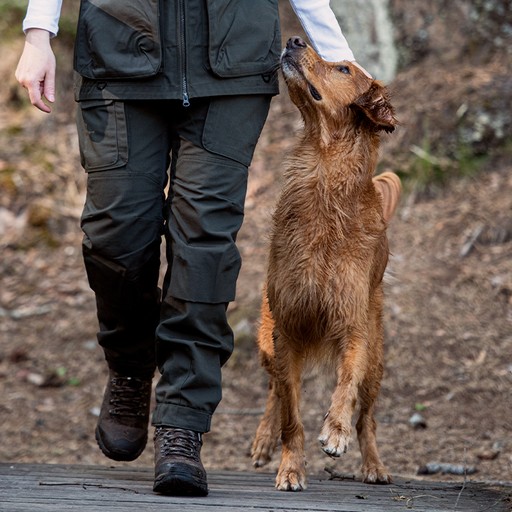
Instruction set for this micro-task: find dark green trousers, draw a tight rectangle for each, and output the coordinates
[77,95,271,432]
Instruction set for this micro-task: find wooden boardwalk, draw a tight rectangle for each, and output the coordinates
[0,463,510,511]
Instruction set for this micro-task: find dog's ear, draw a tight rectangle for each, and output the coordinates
[353,82,397,133]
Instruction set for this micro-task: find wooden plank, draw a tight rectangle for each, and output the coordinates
[0,463,510,512]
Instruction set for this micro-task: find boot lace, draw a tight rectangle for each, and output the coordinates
[109,376,151,417]
[156,427,202,462]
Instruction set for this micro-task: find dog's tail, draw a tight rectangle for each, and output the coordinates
[373,171,402,222]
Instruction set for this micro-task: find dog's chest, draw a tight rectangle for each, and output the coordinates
[268,184,385,326]
[271,193,382,272]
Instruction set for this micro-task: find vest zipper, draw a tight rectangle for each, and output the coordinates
[179,0,190,107]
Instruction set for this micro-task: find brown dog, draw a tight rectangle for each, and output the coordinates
[251,37,401,491]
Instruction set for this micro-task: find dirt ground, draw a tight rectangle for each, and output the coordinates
[1,3,511,490]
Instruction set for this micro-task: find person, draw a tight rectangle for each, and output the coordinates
[15,0,368,498]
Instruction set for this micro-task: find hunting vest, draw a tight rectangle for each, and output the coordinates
[74,0,281,101]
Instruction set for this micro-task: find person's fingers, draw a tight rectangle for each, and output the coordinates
[43,72,56,104]
[40,60,57,109]
[17,72,52,113]
[30,80,52,113]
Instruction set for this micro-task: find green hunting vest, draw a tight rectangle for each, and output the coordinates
[74,0,281,102]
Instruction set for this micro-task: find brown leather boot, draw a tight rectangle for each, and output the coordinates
[153,427,208,496]
[95,370,152,461]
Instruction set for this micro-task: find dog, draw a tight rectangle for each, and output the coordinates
[251,37,401,491]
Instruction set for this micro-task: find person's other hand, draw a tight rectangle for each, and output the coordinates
[15,29,56,113]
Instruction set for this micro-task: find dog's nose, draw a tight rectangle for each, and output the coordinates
[286,37,307,50]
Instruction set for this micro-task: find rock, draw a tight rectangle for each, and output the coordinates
[409,412,427,429]
[477,441,502,461]
[417,462,478,476]
[90,406,101,417]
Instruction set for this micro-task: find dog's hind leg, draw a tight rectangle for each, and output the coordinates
[356,289,391,484]
[356,382,391,484]
[252,373,281,467]
[252,292,282,467]
[274,335,307,491]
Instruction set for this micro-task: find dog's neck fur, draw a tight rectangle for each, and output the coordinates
[288,107,380,198]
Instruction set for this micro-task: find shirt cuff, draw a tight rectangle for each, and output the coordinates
[23,0,63,37]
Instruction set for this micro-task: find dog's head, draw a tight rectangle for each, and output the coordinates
[281,37,397,136]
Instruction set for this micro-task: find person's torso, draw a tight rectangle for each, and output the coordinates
[74,0,281,101]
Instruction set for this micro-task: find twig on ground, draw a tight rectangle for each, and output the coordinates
[39,481,140,494]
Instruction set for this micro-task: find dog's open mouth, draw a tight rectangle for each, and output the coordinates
[281,52,323,102]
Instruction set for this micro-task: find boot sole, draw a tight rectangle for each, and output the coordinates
[95,426,147,462]
[153,467,208,497]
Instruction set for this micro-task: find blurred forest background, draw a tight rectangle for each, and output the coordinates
[0,0,511,483]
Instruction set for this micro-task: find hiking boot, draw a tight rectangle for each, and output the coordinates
[95,370,152,461]
[153,426,208,496]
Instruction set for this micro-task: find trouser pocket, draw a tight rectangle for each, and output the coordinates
[165,139,248,304]
[202,95,271,167]
[76,99,128,171]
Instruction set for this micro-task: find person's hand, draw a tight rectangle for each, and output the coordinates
[15,29,56,113]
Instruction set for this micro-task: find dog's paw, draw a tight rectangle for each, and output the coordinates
[276,466,307,492]
[362,464,392,484]
[318,424,351,457]
[252,450,272,468]
[251,436,276,468]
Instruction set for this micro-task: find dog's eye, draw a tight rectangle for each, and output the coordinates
[337,65,350,74]
[308,83,322,101]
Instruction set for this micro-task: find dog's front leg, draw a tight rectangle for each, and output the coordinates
[357,293,391,484]
[318,329,367,457]
[274,338,307,491]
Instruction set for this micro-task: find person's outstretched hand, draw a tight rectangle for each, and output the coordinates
[15,29,56,113]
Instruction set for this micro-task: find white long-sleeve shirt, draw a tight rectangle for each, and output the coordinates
[23,0,354,62]
[290,0,354,61]
[23,0,62,40]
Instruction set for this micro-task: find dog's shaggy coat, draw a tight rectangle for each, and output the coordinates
[251,37,401,491]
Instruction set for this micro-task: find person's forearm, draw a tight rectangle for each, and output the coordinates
[22,0,353,62]
[288,0,354,62]
[23,0,63,37]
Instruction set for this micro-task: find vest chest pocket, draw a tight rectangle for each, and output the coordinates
[206,0,281,77]
[74,0,162,80]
